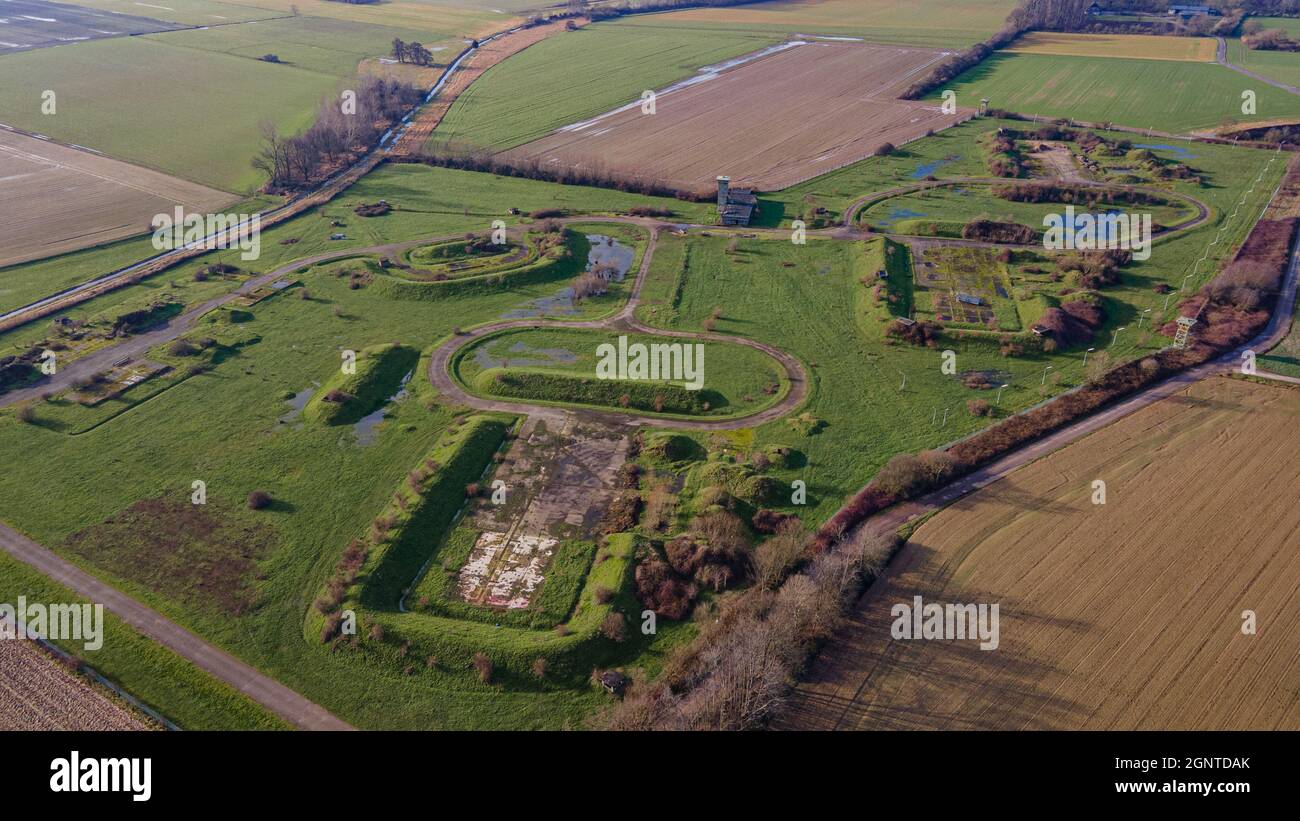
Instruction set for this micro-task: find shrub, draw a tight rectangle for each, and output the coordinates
[247,490,273,510]
[962,219,1035,245]
[886,319,943,347]
[601,491,642,533]
[168,339,199,357]
[967,398,991,417]
[753,519,807,590]
[472,652,493,683]
[752,508,794,534]
[600,611,627,643]
[635,551,696,621]
[531,657,548,679]
[594,585,614,604]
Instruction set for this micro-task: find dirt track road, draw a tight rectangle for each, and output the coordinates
[1216,36,1300,97]
[0,523,353,730]
[778,222,1300,730]
[426,227,811,431]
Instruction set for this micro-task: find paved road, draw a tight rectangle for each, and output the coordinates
[0,523,353,730]
[1216,36,1300,97]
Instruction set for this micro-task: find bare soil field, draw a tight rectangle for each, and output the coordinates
[0,127,235,268]
[500,40,972,192]
[0,637,148,730]
[780,377,1300,730]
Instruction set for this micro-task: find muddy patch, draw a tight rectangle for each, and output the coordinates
[63,497,274,615]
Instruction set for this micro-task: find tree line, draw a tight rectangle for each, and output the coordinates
[390,39,437,67]
[394,149,715,202]
[253,76,423,192]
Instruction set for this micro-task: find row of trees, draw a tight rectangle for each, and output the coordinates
[904,0,1098,99]
[253,76,423,192]
[398,150,713,201]
[1243,20,1300,48]
[390,39,437,66]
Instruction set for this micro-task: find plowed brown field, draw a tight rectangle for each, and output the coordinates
[0,638,148,730]
[780,377,1300,730]
[500,40,972,191]
[0,127,234,268]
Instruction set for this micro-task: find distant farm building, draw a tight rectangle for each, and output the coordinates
[956,292,983,306]
[1167,5,1219,17]
[1086,2,1104,14]
[717,176,757,226]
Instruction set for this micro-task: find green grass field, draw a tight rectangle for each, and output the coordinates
[1226,37,1300,94]
[67,0,287,26]
[0,117,1285,728]
[0,2,498,192]
[933,53,1300,133]
[454,326,788,418]
[1246,16,1300,38]
[1260,292,1300,377]
[860,184,1194,237]
[0,163,712,320]
[0,551,289,730]
[0,37,335,191]
[428,22,779,152]
[143,14,463,78]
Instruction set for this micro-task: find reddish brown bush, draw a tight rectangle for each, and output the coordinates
[600,611,627,642]
[962,219,1035,245]
[634,551,697,621]
[886,319,943,347]
[752,508,794,534]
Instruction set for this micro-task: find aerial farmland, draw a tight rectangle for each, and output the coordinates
[0,0,1296,786]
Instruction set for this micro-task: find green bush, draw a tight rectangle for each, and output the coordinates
[302,343,418,425]
[475,368,717,416]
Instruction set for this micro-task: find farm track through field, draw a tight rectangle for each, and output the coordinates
[1216,36,1300,97]
[778,221,1300,730]
[0,17,572,336]
[0,523,353,730]
[0,108,1286,729]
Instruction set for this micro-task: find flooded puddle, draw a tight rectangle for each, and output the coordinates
[352,369,413,446]
[1134,143,1197,160]
[502,233,634,319]
[278,385,317,426]
[910,154,960,179]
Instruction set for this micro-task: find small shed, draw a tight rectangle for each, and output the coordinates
[599,670,628,697]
